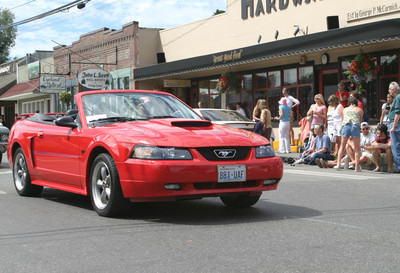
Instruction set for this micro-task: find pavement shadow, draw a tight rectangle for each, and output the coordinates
[119,198,322,225]
[39,188,321,225]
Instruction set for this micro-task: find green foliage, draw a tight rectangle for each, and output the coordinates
[60,92,72,105]
[213,9,225,15]
[0,8,17,63]
[343,53,379,94]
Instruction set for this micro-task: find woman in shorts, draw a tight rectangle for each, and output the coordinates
[336,96,364,171]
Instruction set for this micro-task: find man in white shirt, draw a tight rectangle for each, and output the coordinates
[235,102,246,117]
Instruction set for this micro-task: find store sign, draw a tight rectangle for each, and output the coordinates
[347,2,400,22]
[212,49,243,65]
[163,80,191,88]
[39,76,66,93]
[28,61,40,80]
[241,0,322,19]
[78,69,112,89]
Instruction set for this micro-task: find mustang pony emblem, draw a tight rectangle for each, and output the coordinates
[214,149,236,158]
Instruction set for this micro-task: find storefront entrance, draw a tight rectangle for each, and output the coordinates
[319,68,339,103]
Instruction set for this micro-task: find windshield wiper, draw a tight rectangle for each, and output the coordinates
[147,115,177,119]
[89,117,137,123]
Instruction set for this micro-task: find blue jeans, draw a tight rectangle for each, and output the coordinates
[304,152,331,165]
[388,122,400,170]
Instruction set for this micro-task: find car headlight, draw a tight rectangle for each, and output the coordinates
[255,145,275,158]
[132,145,193,160]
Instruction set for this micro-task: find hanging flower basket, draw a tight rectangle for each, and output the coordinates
[216,73,242,94]
[343,53,379,94]
[59,91,72,105]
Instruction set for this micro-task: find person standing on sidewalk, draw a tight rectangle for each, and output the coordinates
[336,81,348,108]
[336,96,363,172]
[387,81,400,172]
[277,97,291,153]
[282,88,300,145]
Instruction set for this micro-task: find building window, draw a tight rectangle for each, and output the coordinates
[22,98,51,114]
[380,55,398,75]
[198,79,221,108]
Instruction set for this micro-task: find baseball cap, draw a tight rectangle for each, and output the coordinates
[360,122,369,128]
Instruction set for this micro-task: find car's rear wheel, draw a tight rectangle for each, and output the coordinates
[220,193,261,208]
[90,153,126,217]
[13,148,43,196]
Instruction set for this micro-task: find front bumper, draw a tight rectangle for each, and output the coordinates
[116,149,283,200]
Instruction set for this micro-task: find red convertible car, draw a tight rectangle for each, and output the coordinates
[7,90,283,217]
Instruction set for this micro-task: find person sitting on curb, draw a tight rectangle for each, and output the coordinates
[371,123,394,172]
[302,123,331,165]
[344,122,376,169]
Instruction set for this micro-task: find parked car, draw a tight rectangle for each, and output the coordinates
[193,108,255,131]
[0,125,9,164]
[7,90,282,217]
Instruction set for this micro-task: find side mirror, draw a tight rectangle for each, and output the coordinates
[55,116,78,128]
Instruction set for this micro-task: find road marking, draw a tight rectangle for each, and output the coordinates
[0,171,12,174]
[301,218,362,229]
[284,169,373,180]
[0,190,6,194]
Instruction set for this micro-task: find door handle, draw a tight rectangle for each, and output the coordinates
[37,131,44,137]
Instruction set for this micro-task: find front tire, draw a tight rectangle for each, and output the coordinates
[220,193,261,208]
[13,148,43,196]
[90,153,126,217]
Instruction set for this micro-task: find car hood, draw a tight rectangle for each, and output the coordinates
[97,118,268,147]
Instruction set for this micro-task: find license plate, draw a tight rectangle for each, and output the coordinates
[217,165,246,182]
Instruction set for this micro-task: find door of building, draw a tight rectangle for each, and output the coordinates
[319,69,339,103]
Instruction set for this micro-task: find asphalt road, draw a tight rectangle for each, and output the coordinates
[0,156,399,273]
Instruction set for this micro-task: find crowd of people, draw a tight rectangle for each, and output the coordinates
[249,81,400,173]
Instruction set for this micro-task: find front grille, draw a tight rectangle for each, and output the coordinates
[196,147,250,161]
[193,180,258,190]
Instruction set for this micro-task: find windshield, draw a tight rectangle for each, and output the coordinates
[81,92,201,125]
[199,109,251,122]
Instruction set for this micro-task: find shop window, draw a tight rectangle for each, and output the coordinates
[380,55,398,75]
[255,73,267,89]
[267,89,282,117]
[283,68,297,86]
[198,79,221,108]
[268,71,281,88]
[227,91,241,110]
[299,66,313,84]
[241,90,253,119]
[242,74,252,91]
[298,86,314,119]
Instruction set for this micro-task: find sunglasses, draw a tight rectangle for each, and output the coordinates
[362,128,369,130]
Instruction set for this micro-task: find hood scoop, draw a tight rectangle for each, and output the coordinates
[171,120,212,128]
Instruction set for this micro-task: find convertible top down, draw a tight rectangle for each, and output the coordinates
[8,90,283,217]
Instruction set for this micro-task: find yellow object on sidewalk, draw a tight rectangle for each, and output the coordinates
[272,141,279,150]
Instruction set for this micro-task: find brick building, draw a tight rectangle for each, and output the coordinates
[53,21,161,108]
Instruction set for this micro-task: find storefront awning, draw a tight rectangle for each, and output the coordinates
[0,78,40,101]
[133,18,400,81]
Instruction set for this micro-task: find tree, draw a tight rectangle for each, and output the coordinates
[0,8,17,63]
[213,9,225,15]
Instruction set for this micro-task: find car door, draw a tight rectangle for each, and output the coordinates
[32,124,82,187]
